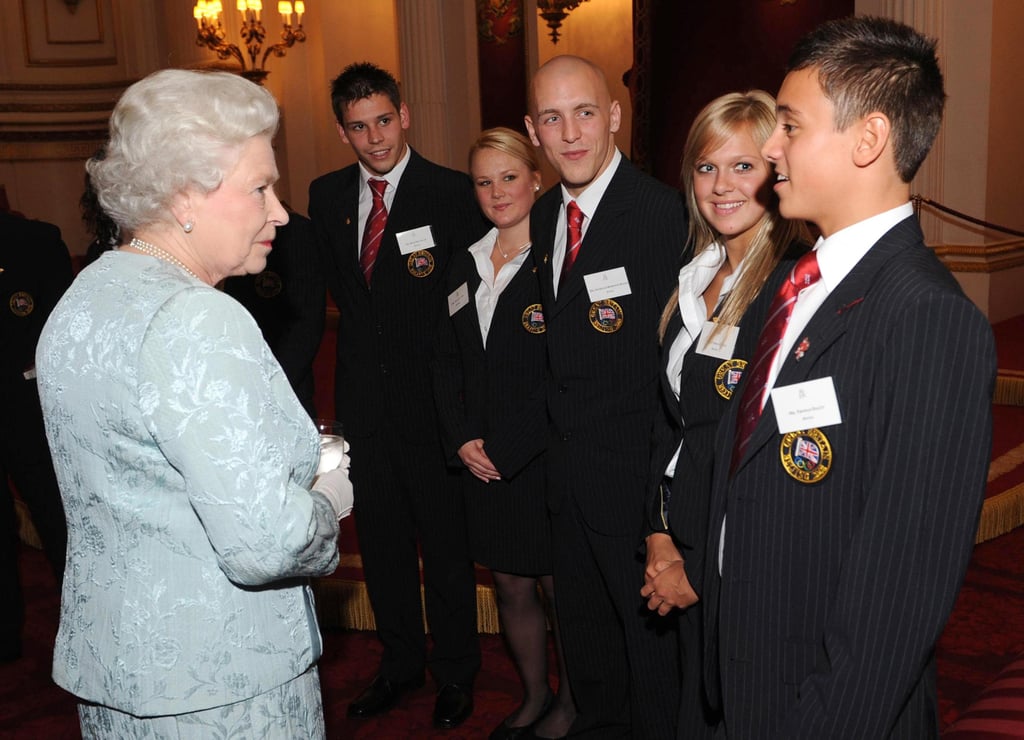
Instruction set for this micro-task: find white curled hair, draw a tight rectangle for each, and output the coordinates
[87,69,279,232]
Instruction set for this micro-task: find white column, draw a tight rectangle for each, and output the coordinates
[394,0,480,170]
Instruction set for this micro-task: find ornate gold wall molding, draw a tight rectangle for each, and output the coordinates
[937,239,1024,274]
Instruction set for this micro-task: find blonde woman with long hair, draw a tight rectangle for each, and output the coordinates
[640,90,808,738]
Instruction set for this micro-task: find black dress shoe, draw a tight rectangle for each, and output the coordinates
[489,719,536,740]
[433,683,474,729]
[347,674,424,718]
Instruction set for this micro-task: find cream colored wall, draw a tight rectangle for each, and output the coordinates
[263,1,400,216]
[0,1,401,254]
[986,0,1024,235]
[855,0,1024,322]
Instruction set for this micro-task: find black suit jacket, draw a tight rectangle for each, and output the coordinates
[531,157,688,536]
[1,212,72,461]
[702,216,996,738]
[308,149,488,442]
[431,244,547,479]
[223,212,324,417]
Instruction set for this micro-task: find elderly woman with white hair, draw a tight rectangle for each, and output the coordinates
[35,69,351,738]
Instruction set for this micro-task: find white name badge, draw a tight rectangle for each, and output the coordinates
[696,321,739,360]
[771,377,843,434]
[584,267,632,303]
[396,225,436,255]
[447,282,470,316]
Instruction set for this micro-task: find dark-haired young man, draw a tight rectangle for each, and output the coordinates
[308,62,487,729]
[703,16,996,738]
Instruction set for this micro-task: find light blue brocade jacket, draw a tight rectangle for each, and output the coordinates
[35,252,340,716]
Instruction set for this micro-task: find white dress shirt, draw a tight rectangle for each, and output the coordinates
[663,242,744,478]
[468,227,532,347]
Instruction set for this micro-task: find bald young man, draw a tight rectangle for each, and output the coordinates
[524,55,688,738]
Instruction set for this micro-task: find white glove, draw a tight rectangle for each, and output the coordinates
[317,437,350,476]
[312,468,353,520]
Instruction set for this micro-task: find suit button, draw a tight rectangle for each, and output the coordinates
[376,324,383,335]
[561,431,572,441]
[558,385,567,394]
[379,363,388,376]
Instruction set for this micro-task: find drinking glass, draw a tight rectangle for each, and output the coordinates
[314,419,346,475]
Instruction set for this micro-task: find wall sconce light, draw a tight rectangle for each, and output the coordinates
[193,0,307,85]
[536,0,591,44]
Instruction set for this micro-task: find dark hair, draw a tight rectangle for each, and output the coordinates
[330,62,402,124]
[788,15,945,182]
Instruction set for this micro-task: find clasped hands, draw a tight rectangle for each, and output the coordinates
[312,439,353,520]
[641,532,698,616]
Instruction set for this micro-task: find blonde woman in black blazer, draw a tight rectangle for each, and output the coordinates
[641,90,808,738]
[432,128,573,740]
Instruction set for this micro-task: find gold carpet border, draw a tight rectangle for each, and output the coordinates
[311,576,501,634]
[995,371,1024,406]
[975,483,1024,545]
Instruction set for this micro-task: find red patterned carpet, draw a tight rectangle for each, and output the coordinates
[0,542,557,739]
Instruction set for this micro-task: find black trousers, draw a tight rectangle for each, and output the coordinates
[347,431,480,687]
[550,498,680,739]
[0,383,66,653]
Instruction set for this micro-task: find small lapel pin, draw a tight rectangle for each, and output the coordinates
[794,337,810,361]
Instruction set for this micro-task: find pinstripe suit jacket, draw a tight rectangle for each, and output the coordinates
[531,157,687,536]
[431,243,548,478]
[702,216,996,738]
[308,149,488,442]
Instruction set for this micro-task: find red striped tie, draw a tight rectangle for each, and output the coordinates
[730,250,821,474]
[359,178,388,286]
[561,200,584,281]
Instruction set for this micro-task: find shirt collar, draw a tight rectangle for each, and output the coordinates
[815,202,914,291]
[560,148,622,219]
[358,144,412,193]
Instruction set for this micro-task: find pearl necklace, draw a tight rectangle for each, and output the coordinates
[127,238,200,281]
[496,239,531,260]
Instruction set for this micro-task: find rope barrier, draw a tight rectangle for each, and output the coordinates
[912,194,1024,238]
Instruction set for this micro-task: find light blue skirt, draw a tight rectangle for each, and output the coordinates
[78,666,324,739]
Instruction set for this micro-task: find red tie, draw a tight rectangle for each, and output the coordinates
[561,200,584,281]
[360,178,388,286]
[730,250,821,474]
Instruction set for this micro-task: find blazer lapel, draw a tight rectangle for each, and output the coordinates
[454,268,486,354]
[328,171,363,286]
[532,190,561,317]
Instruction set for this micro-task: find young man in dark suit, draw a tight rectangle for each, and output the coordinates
[308,62,488,730]
[523,54,688,738]
[1,210,70,662]
[703,17,996,738]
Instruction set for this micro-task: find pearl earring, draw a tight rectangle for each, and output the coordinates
[183,221,194,233]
